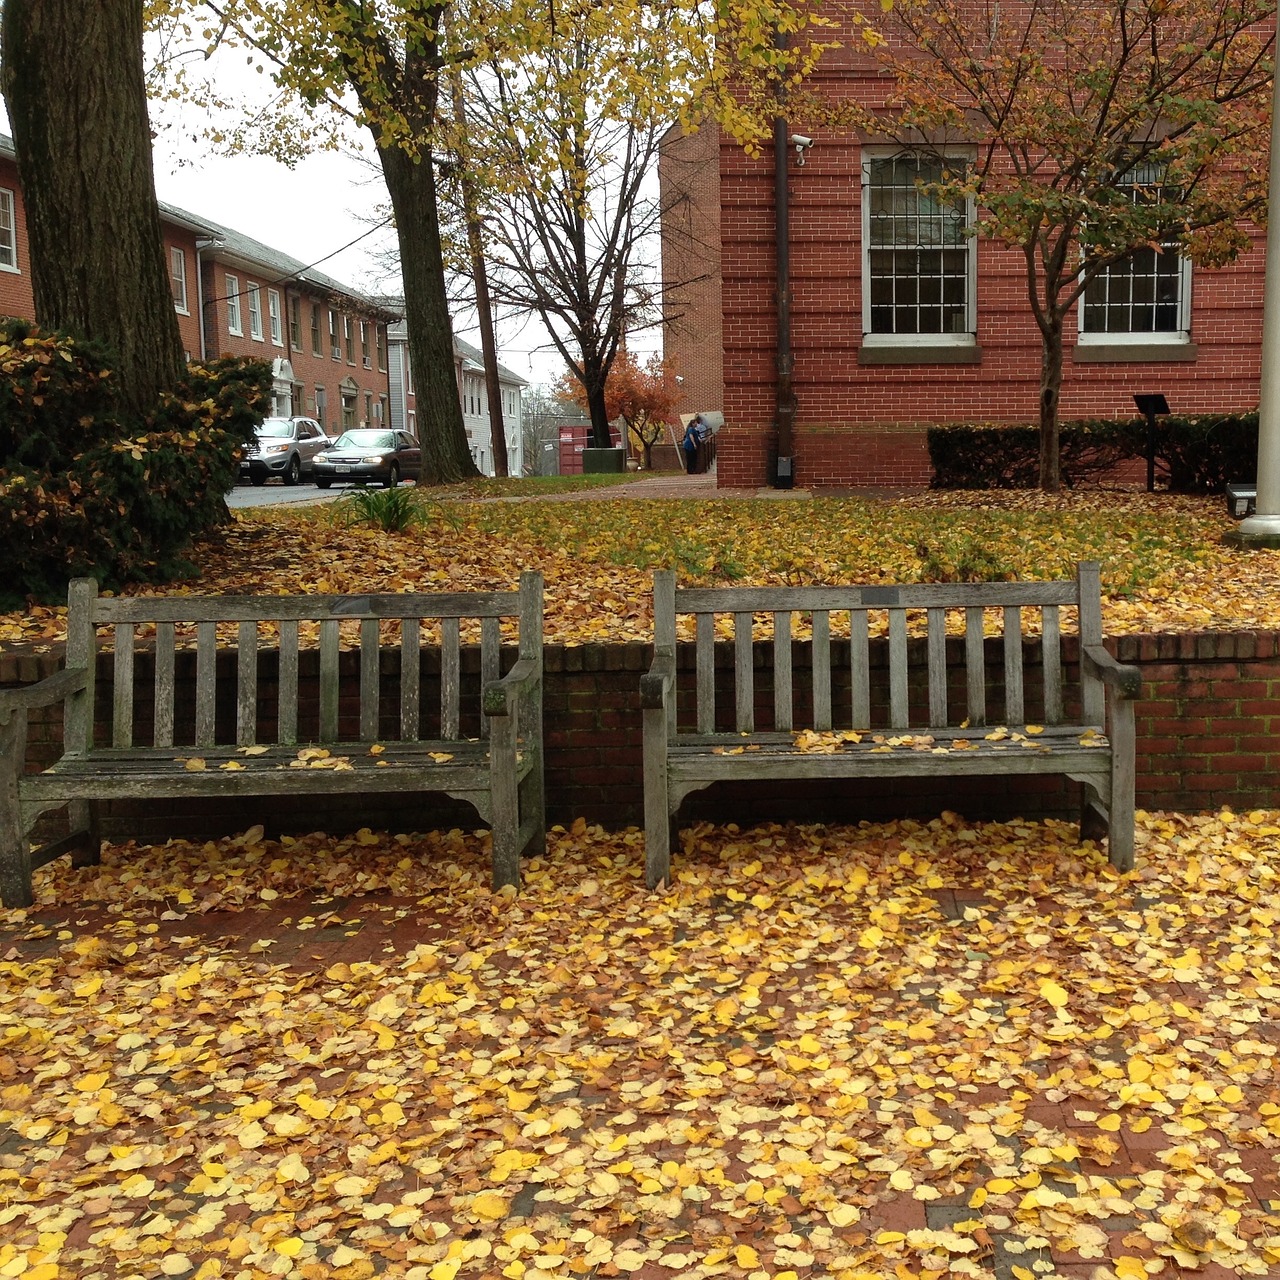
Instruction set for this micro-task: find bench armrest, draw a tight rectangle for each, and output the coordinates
[483,657,541,718]
[1082,645,1142,699]
[641,649,676,710]
[0,666,90,726]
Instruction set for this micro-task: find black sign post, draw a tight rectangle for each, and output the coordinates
[1133,394,1170,493]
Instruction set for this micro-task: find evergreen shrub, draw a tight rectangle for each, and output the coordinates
[929,413,1257,492]
[0,319,270,606]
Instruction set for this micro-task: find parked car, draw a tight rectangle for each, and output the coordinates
[240,417,330,486]
[312,429,422,488]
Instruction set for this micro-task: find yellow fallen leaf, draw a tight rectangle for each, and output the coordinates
[1038,978,1070,1009]
[183,757,207,771]
[1113,1258,1148,1280]
[735,1246,759,1268]
[472,1192,509,1221]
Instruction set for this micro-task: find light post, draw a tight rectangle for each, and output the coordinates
[1133,393,1168,493]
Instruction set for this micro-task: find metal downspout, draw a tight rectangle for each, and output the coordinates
[773,114,796,487]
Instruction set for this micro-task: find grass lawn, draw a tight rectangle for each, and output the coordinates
[3,488,1279,649]
[1,809,1278,1276]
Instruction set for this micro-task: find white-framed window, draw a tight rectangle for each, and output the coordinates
[268,289,284,346]
[861,149,976,345]
[247,284,263,341]
[169,246,188,312]
[344,315,355,363]
[360,321,370,367]
[289,295,303,350]
[1079,161,1191,345]
[0,188,17,272]
[405,349,414,396]
[329,309,341,360]
[226,274,243,335]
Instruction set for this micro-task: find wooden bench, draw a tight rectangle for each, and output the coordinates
[0,573,545,907]
[641,562,1140,888]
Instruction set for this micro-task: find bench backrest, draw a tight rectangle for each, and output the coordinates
[652,562,1105,737]
[64,573,543,754]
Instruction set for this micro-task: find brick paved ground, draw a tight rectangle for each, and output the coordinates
[1,815,1277,1279]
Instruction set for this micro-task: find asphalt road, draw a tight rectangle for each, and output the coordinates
[225,481,345,511]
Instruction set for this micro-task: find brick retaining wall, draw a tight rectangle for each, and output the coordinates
[3,632,1279,845]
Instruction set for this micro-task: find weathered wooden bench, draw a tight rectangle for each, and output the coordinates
[0,573,545,907]
[641,562,1140,888]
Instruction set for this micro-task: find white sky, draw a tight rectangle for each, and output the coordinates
[2,84,634,391]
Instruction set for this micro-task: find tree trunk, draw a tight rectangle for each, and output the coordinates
[1037,314,1065,493]
[1,0,185,419]
[581,352,613,448]
[450,68,508,478]
[378,142,479,485]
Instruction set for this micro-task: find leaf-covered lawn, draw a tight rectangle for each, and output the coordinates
[2,811,1279,1277]
[3,491,1280,649]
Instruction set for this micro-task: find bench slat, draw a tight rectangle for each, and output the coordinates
[237,621,258,747]
[850,610,870,729]
[888,610,909,729]
[1004,607,1024,725]
[64,579,98,757]
[154,622,175,749]
[696,613,715,734]
[1078,563,1105,725]
[927,607,947,728]
[734,612,754,733]
[812,611,832,731]
[278,620,299,746]
[676,581,1077,613]
[113,626,135,749]
[441,617,461,740]
[196,621,217,747]
[481,616,500,740]
[319,619,340,740]
[774,612,793,732]
[1043,606,1063,725]
[400,618,421,741]
[93,591,523,624]
[965,607,986,727]
[361,618,380,742]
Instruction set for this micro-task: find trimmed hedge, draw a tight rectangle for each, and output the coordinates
[929,413,1258,492]
[0,320,270,606]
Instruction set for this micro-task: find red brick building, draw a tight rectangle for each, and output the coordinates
[1,133,394,433]
[659,44,1267,490]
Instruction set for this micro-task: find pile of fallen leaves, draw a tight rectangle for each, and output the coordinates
[1,810,1279,1278]
[3,491,1280,650]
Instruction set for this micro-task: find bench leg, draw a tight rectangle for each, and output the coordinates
[490,719,521,890]
[520,746,546,860]
[69,800,102,868]
[643,710,671,889]
[0,718,33,908]
[1080,789,1109,845]
[1106,693,1137,872]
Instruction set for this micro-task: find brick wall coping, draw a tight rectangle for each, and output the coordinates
[4,630,1280,686]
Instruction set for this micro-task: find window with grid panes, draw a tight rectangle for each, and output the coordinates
[0,189,17,271]
[863,152,974,341]
[1080,162,1189,341]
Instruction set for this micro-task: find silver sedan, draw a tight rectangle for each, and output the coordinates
[312,429,423,488]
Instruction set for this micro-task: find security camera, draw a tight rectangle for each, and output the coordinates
[790,134,814,165]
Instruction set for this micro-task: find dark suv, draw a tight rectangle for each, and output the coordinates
[240,417,330,486]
